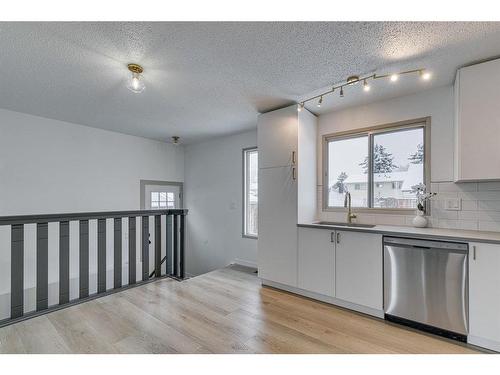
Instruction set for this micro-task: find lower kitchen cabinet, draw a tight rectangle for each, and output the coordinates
[469,241,500,351]
[298,227,335,297]
[335,230,383,310]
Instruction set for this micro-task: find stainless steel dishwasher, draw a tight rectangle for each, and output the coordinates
[383,236,468,341]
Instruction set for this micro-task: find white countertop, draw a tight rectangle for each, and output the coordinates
[298,222,500,244]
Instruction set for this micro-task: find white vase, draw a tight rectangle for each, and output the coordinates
[412,210,428,228]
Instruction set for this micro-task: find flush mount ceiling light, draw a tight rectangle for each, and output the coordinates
[297,68,430,109]
[127,63,145,93]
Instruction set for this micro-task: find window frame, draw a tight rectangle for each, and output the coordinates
[242,146,258,239]
[322,117,431,214]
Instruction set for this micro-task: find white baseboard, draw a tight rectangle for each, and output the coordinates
[261,278,384,319]
[231,259,258,269]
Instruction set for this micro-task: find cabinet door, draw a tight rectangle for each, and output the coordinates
[257,106,298,169]
[258,166,298,286]
[335,230,383,310]
[298,228,335,297]
[456,59,500,181]
[469,242,500,348]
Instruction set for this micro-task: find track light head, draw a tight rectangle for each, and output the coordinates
[317,96,323,108]
[340,87,344,98]
[363,79,370,92]
[420,70,431,80]
[297,102,304,112]
[390,74,399,82]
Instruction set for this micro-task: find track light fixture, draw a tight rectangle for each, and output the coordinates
[172,136,180,145]
[296,68,429,110]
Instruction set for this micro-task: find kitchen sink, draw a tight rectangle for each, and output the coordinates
[316,221,376,228]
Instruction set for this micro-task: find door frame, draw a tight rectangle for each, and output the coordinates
[140,180,184,209]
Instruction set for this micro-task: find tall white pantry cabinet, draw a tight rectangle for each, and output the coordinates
[257,105,317,287]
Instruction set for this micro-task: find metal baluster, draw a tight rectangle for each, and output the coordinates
[79,220,89,299]
[114,218,122,289]
[11,224,24,318]
[128,217,136,285]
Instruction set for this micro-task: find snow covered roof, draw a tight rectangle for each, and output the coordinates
[342,163,423,191]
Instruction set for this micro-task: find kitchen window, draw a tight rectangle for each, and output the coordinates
[243,147,258,238]
[323,118,430,212]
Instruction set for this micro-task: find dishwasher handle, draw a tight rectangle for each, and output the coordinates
[384,236,468,252]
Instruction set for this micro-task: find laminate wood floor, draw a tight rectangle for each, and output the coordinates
[0,265,482,354]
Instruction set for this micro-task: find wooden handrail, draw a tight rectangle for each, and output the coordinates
[0,209,188,225]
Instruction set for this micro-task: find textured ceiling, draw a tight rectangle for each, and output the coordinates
[1,22,500,143]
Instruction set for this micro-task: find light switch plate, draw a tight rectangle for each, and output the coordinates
[444,198,462,211]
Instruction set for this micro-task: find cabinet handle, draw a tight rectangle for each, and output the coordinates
[336,232,340,244]
[473,245,476,260]
[292,151,296,165]
[292,167,296,181]
[330,232,334,243]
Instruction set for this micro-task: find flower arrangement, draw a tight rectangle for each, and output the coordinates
[411,183,437,213]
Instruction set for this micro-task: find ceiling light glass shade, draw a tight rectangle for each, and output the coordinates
[127,72,145,93]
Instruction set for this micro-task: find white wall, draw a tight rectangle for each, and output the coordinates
[184,130,258,276]
[317,85,500,231]
[0,108,184,215]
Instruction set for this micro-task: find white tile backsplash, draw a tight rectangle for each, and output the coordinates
[317,181,500,233]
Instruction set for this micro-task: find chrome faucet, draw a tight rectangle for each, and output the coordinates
[344,192,357,224]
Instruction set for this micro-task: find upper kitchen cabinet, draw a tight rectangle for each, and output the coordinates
[257,106,298,169]
[257,105,317,223]
[454,58,500,181]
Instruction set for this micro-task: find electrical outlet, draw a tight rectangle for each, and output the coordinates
[444,198,462,211]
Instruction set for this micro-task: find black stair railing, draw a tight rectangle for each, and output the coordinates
[0,209,187,328]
